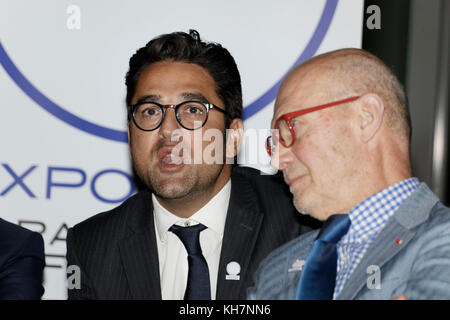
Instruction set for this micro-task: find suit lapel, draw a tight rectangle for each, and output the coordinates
[337,183,439,300]
[118,191,162,299]
[336,219,415,300]
[216,173,263,299]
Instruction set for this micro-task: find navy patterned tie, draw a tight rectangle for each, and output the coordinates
[296,214,351,300]
[169,223,211,300]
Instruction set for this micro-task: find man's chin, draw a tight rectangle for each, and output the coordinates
[293,196,323,221]
[293,201,312,217]
[152,169,197,195]
[154,188,191,200]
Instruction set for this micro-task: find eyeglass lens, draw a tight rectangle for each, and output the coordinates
[277,118,294,147]
[133,101,208,130]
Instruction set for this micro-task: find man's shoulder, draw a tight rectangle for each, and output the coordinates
[429,200,450,221]
[231,166,294,210]
[416,200,450,238]
[231,166,292,210]
[401,183,450,237]
[353,196,450,300]
[0,218,44,261]
[0,218,41,243]
[232,166,321,229]
[232,166,287,189]
[69,190,152,239]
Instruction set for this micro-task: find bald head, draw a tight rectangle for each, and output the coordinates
[272,48,413,219]
[280,48,411,142]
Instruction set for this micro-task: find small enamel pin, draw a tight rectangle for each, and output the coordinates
[226,261,241,280]
[288,259,305,272]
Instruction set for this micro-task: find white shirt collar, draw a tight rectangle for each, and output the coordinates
[153,179,231,243]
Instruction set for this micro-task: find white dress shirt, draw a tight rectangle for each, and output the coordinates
[153,180,231,300]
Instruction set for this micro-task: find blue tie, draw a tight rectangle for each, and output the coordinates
[169,223,211,300]
[296,214,351,300]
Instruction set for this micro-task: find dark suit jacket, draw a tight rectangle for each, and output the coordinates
[0,218,45,299]
[66,166,319,299]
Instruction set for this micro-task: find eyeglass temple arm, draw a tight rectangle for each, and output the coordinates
[209,104,230,116]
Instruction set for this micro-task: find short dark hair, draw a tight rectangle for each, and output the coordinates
[125,30,242,128]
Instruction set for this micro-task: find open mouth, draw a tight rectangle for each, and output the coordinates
[157,146,185,170]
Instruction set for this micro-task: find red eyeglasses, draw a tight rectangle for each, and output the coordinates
[266,96,360,156]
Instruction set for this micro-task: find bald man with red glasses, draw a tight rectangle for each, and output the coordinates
[249,48,450,300]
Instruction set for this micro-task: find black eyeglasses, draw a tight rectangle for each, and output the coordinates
[128,100,229,131]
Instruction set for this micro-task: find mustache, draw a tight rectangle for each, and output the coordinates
[154,133,184,150]
[154,135,188,164]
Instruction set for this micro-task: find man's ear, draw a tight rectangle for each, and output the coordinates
[356,93,385,143]
[225,118,244,159]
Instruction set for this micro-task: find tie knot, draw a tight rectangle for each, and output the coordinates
[169,223,207,255]
[317,214,351,243]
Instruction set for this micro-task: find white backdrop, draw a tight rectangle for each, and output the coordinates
[0,0,363,299]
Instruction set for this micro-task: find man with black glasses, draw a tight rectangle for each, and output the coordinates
[66,30,318,300]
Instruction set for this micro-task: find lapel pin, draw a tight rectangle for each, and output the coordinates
[288,259,305,272]
[395,238,403,244]
[226,261,240,280]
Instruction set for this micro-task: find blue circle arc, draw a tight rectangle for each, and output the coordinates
[243,0,338,120]
[0,0,338,143]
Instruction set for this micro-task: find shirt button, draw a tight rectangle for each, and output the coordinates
[184,220,191,227]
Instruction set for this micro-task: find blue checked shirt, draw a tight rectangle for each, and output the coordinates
[333,178,420,299]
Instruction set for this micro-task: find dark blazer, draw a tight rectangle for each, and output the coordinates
[0,218,45,299]
[66,166,319,299]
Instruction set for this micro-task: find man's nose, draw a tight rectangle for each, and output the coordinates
[270,144,292,171]
[159,107,181,140]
